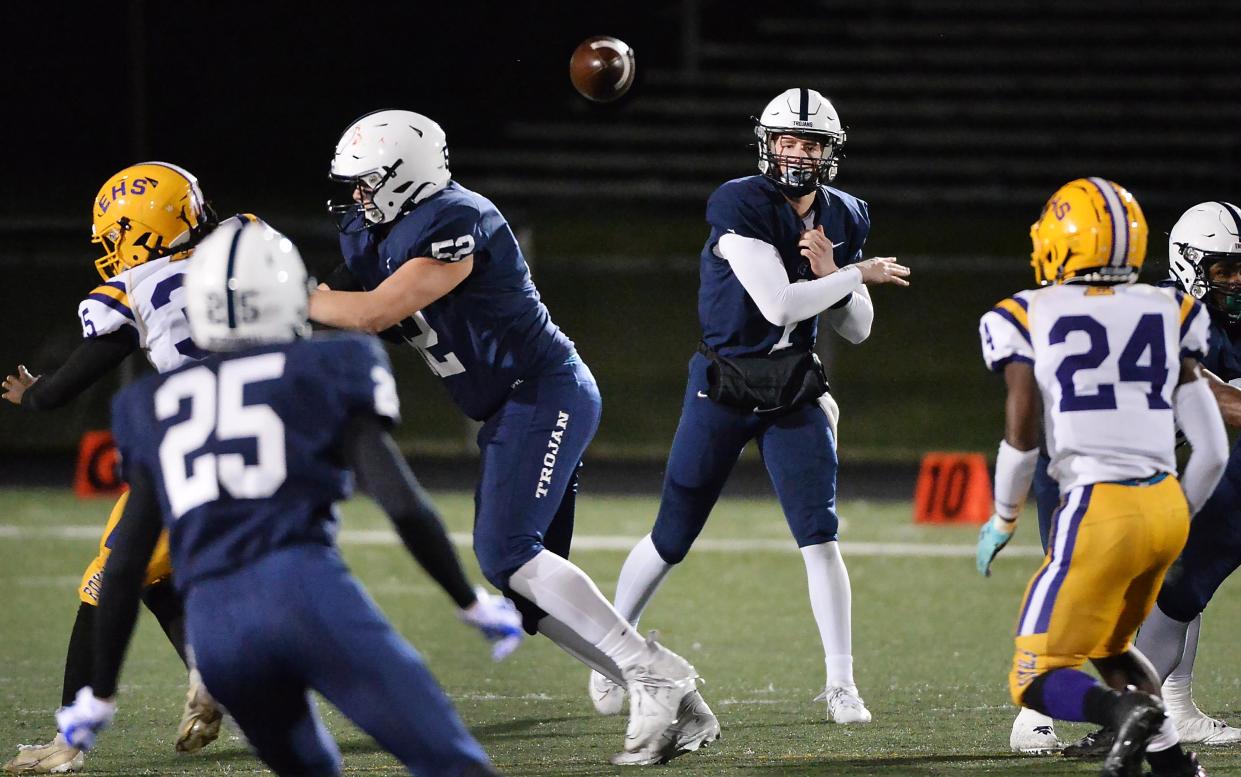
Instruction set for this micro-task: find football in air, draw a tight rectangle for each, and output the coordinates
[569,36,636,102]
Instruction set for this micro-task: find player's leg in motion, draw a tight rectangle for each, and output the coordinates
[756,401,869,724]
[185,563,343,777]
[1135,466,1241,745]
[294,547,497,776]
[3,496,216,774]
[1008,453,1064,754]
[1011,480,1200,776]
[472,360,706,763]
[597,368,753,717]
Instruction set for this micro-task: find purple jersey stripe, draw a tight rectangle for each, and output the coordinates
[991,306,1032,346]
[87,293,135,321]
[1032,484,1093,634]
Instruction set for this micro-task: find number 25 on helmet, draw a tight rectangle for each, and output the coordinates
[1029,177,1148,286]
[91,162,217,281]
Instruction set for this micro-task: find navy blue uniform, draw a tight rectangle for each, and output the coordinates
[111,334,490,776]
[339,181,600,593]
[652,176,870,562]
[1157,310,1241,621]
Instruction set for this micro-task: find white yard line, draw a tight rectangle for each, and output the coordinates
[0,524,1046,558]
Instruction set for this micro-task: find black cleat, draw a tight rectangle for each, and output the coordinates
[1101,690,1166,777]
[1147,750,1207,777]
[1065,727,1116,759]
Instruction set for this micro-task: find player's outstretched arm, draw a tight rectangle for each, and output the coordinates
[3,331,137,409]
[344,415,522,659]
[977,361,1041,577]
[1175,359,1229,514]
[310,255,472,334]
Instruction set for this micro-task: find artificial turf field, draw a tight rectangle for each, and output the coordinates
[4,487,1241,776]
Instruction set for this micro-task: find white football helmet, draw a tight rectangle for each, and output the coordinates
[755,88,846,195]
[185,219,311,352]
[328,109,451,225]
[1169,201,1241,320]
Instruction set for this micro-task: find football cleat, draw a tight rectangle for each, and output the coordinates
[589,670,626,716]
[1063,727,1115,759]
[816,685,872,724]
[1174,712,1241,746]
[3,735,85,774]
[1009,707,1062,755]
[610,689,720,766]
[1101,689,1166,777]
[616,633,699,758]
[175,670,223,754]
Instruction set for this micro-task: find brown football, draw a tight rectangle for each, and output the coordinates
[569,36,636,103]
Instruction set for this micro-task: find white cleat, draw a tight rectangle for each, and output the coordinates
[614,633,699,760]
[1173,710,1241,746]
[3,735,85,774]
[610,689,720,766]
[1009,707,1062,755]
[816,685,872,724]
[175,669,223,754]
[589,670,626,716]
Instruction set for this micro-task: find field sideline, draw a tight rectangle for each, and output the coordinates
[3,488,1241,776]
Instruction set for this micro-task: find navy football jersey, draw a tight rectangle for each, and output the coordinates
[111,333,400,587]
[338,181,576,420]
[1203,309,1241,382]
[699,175,870,358]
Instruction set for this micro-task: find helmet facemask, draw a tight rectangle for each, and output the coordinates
[328,160,407,228]
[1177,244,1241,322]
[755,127,843,197]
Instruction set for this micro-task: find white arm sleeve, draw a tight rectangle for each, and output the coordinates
[1175,376,1228,515]
[719,233,862,327]
[993,440,1039,521]
[824,284,873,344]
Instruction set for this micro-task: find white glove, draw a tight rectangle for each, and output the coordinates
[459,587,524,661]
[56,687,116,751]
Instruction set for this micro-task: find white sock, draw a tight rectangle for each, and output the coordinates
[1015,706,1054,727]
[614,533,674,625]
[1147,714,1180,752]
[536,615,624,685]
[1163,614,1203,717]
[1134,604,1191,681]
[800,541,854,689]
[509,550,648,670]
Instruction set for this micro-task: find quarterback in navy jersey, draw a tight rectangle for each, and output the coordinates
[54,221,524,777]
[596,89,910,726]
[310,110,715,766]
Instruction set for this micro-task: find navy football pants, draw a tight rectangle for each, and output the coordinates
[472,358,601,591]
[186,544,491,777]
[1033,453,1061,552]
[1158,439,1241,621]
[651,354,839,564]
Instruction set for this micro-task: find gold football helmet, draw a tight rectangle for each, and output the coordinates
[91,162,215,280]
[1029,177,1147,285]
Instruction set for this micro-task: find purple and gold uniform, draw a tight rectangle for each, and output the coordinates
[980,282,1209,703]
[76,214,257,604]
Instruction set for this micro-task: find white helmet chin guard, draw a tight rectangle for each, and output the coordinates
[754,88,846,196]
[1168,201,1241,320]
[185,219,312,352]
[328,109,451,226]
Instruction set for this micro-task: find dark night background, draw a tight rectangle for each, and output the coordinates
[3,1,1239,486]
